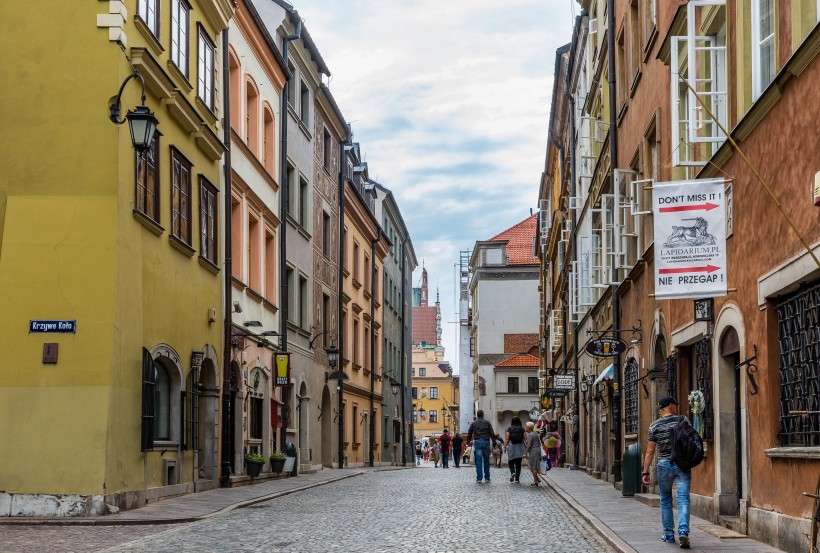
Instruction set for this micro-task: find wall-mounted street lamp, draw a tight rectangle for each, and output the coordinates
[108,63,158,152]
[325,344,347,382]
[390,378,400,396]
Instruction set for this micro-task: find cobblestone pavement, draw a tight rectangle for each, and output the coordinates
[0,525,168,553]
[96,464,611,553]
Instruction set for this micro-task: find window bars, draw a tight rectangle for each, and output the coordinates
[694,337,714,441]
[776,282,820,447]
[624,358,639,435]
[666,351,679,400]
[183,367,200,452]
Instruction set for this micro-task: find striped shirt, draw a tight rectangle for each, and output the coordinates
[648,415,685,459]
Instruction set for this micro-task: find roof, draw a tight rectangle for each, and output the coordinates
[412,305,437,345]
[489,214,538,266]
[496,353,540,368]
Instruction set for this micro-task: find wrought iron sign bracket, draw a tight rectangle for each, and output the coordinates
[735,344,759,396]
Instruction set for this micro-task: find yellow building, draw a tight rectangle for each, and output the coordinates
[411,345,459,439]
[0,0,232,515]
[340,145,389,467]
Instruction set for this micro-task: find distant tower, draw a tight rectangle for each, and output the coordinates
[435,287,442,346]
[420,263,428,307]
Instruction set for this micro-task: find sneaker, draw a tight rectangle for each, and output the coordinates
[510,475,515,482]
[484,479,490,483]
[476,479,482,483]
[660,535,675,544]
[678,534,690,549]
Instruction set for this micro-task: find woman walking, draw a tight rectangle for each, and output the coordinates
[525,421,543,485]
[504,416,526,483]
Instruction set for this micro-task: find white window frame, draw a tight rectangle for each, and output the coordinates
[751,0,775,100]
[137,0,159,36]
[170,0,190,77]
[197,26,215,110]
[686,1,727,147]
[671,36,705,167]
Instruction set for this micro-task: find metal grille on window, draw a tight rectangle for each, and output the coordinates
[666,351,678,400]
[694,337,714,441]
[776,282,820,447]
[141,348,156,451]
[624,358,639,435]
[183,367,200,451]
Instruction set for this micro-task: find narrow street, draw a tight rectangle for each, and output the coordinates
[0,466,612,553]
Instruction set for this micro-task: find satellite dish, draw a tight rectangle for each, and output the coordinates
[529,408,541,421]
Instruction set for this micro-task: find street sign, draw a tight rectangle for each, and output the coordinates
[585,338,627,358]
[545,388,568,398]
[554,374,576,390]
[29,320,76,333]
[274,353,291,386]
[653,178,727,300]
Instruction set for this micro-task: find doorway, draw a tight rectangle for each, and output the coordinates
[321,386,332,467]
[298,382,310,464]
[717,327,743,517]
[198,359,219,480]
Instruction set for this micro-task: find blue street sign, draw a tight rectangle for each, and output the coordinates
[29,320,76,333]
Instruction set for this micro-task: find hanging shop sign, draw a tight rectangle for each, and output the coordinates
[545,388,568,398]
[274,353,291,387]
[585,337,627,358]
[554,374,576,390]
[653,178,727,300]
[29,320,76,333]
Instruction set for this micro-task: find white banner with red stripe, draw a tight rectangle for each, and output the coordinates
[653,178,727,300]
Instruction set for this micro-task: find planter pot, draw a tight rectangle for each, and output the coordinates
[270,458,286,474]
[283,457,296,473]
[246,459,264,477]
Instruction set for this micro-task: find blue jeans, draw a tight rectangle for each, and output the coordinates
[442,449,449,467]
[473,439,491,481]
[657,459,691,536]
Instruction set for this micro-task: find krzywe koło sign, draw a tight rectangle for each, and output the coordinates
[30,320,76,333]
[653,178,727,300]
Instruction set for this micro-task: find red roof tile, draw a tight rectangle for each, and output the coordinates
[490,214,538,266]
[495,353,539,367]
[412,306,437,345]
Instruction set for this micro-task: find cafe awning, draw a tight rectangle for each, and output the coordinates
[593,363,614,386]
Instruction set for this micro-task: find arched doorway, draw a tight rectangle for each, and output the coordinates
[717,326,743,517]
[198,357,219,481]
[230,360,243,474]
[321,386,332,467]
[298,381,310,465]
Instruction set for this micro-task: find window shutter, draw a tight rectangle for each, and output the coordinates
[141,348,156,452]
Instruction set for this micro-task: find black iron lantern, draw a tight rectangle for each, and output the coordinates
[109,69,159,152]
[390,378,400,395]
[326,344,339,369]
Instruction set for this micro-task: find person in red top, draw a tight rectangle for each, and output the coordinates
[438,428,452,468]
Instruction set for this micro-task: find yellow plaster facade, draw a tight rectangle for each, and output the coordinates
[411,346,458,438]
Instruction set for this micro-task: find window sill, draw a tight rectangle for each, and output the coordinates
[343,267,351,278]
[764,447,820,459]
[134,16,164,57]
[642,26,658,62]
[167,61,193,94]
[263,299,278,314]
[196,96,218,126]
[170,234,196,257]
[199,255,220,275]
[352,363,362,371]
[617,101,628,125]
[232,275,247,291]
[629,69,642,97]
[363,289,372,300]
[152,440,180,450]
[133,209,164,236]
[247,286,265,302]
[352,278,362,290]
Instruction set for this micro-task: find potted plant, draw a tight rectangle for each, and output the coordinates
[245,453,266,477]
[270,452,287,474]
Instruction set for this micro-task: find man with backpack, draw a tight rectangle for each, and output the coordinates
[642,396,701,550]
[451,432,463,468]
[438,429,452,468]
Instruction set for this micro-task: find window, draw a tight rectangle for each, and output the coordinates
[364,326,371,371]
[353,241,360,282]
[429,410,438,423]
[263,107,275,174]
[373,267,379,301]
[364,255,370,293]
[246,79,260,154]
[231,196,242,279]
[250,396,263,439]
[527,377,539,394]
[352,405,358,443]
[137,0,160,37]
[418,367,426,377]
[299,274,308,328]
[412,387,417,399]
[629,0,640,83]
[286,164,297,216]
[170,148,192,244]
[287,62,296,106]
[323,128,331,169]
[170,0,190,77]
[299,177,309,227]
[135,134,160,222]
[411,367,415,377]
[430,387,438,399]
[624,358,639,435]
[263,229,275,300]
[299,80,310,123]
[507,377,519,394]
[353,319,360,365]
[643,0,657,46]
[322,293,330,347]
[322,211,331,257]
[248,213,261,290]
[286,267,296,324]
[197,25,215,110]
[229,51,241,130]
[154,363,171,440]
[752,0,775,99]
[617,29,628,109]
[199,177,217,265]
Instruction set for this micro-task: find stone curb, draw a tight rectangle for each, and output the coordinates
[0,471,368,527]
[544,475,638,553]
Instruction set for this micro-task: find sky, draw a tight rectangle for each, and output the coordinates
[289,0,577,371]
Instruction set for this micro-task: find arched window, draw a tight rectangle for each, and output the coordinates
[623,358,639,435]
[245,77,260,155]
[262,104,275,175]
[228,49,241,131]
[154,363,171,440]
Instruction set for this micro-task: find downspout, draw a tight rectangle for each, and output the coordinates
[368,230,381,467]
[606,0,622,482]
[399,237,408,465]
[279,18,302,453]
[337,125,351,468]
[220,28,234,488]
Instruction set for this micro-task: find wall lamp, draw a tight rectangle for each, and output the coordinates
[108,65,158,153]
[309,329,337,349]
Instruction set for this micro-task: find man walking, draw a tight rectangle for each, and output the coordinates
[439,429,452,468]
[466,410,494,483]
[642,396,691,549]
[451,432,463,468]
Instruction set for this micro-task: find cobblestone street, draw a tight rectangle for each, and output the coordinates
[1,465,613,553]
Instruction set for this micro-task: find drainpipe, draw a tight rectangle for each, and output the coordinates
[220,28,234,488]
[399,237,408,465]
[338,125,351,468]
[369,231,380,467]
[279,17,302,454]
[606,0,622,482]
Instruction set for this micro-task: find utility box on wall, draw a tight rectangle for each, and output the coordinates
[622,443,642,497]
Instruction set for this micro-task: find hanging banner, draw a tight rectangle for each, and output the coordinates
[653,178,727,300]
[274,353,291,387]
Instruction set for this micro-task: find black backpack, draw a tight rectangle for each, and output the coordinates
[670,417,704,471]
[509,426,524,444]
